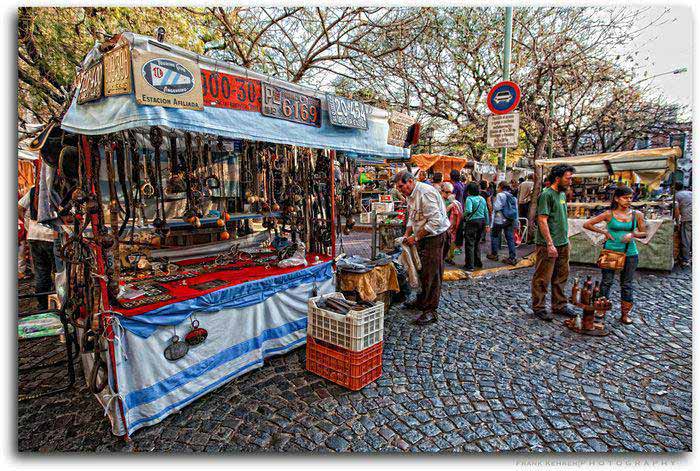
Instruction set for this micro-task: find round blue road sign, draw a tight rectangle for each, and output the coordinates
[487,81,521,115]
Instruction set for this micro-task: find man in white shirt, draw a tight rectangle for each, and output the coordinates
[394,171,451,325]
[18,187,56,310]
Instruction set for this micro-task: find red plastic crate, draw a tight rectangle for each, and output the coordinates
[306,336,383,390]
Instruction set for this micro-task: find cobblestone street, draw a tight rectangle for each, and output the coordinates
[18,251,692,452]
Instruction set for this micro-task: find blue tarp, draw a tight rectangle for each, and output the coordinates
[119,260,333,338]
[61,33,410,159]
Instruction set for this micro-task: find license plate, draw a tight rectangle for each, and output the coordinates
[103,44,132,97]
[77,62,103,104]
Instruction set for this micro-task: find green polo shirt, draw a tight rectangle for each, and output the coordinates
[534,187,569,247]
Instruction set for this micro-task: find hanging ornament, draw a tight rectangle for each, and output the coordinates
[185,318,208,346]
[216,218,225,227]
[164,334,189,361]
[220,230,230,240]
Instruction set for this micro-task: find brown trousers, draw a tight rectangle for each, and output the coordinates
[531,243,570,311]
[416,231,448,312]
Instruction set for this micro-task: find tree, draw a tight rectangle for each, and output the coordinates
[195,7,430,88]
[18,7,204,125]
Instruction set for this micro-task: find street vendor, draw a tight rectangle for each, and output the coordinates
[394,170,451,325]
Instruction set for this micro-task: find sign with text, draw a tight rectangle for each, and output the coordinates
[387,111,416,147]
[326,94,368,129]
[77,62,103,104]
[132,50,203,110]
[103,45,132,97]
[487,112,520,148]
[201,69,261,111]
[261,83,321,127]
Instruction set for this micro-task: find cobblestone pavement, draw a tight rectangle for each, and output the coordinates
[18,252,692,452]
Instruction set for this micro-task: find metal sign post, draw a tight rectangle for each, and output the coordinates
[499,7,513,172]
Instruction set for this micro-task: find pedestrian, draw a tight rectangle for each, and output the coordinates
[479,180,493,243]
[510,178,519,198]
[487,181,519,265]
[463,182,490,271]
[394,171,451,325]
[440,182,463,264]
[674,181,692,267]
[583,186,647,324]
[518,174,534,220]
[450,169,466,250]
[18,186,56,310]
[450,169,465,206]
[432,172,443,189]
[531,164,575,321]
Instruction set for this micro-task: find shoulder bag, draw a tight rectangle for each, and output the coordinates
[597,211,636,270]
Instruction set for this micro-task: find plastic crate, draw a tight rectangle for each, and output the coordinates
[306,336,383,390]
[308,292,384,351]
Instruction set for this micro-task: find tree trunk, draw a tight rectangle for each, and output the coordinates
[526,123,549,242]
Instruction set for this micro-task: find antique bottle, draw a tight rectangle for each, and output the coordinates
[571,277,580,304]
[592,281,600,303]
[575,312,583,330]
[580,282,591,306]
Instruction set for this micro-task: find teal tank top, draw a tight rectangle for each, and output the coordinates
[604,214,638,256]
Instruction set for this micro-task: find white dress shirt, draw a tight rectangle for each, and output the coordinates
[406,182,451,237]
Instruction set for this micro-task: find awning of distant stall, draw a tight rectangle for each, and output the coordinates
[410,154,469,175]
[61,32,409,159]
[535,146,680,189]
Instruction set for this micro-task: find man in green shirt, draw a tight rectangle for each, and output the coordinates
[531,164,575,321]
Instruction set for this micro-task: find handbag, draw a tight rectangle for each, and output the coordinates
[597,212,636,270]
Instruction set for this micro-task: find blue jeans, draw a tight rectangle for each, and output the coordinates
[600,254,638,303]
[490,222,516,259]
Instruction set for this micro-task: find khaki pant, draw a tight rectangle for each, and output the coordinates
[531,243,570,312]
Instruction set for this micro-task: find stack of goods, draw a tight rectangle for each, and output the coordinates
[569,275,613,329]
[306,292,384,390]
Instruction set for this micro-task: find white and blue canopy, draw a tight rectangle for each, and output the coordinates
[61,32,409,159]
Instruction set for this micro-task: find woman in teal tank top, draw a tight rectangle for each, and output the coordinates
[583,186,647,324]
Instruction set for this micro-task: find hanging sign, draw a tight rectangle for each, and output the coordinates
[261,83,321,127]
[77,62,103,104]
[132,50,203,110]
[487,112,520,148]
[487,81,521,115]
[201,69,261,112]
[387,111,416,147]
[326,94,368,130]
[103,45,133,97]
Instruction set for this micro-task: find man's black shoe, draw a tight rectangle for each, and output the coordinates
[553,306,576,317]
[413,311,437,325]
[534,309,553,321]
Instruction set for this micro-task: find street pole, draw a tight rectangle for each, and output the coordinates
[498,6,513,173]
[548,74,554,159]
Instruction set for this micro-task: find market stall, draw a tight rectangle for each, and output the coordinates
[46,31,409,436]
[536,147,681,271]
[410,153,468,179]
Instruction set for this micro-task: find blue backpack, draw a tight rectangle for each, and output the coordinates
[502,191,519,223]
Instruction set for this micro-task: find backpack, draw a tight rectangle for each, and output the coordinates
[502,191,519,223]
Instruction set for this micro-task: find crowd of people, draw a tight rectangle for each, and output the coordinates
[395,163,691,327]
[404,169,536,270]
